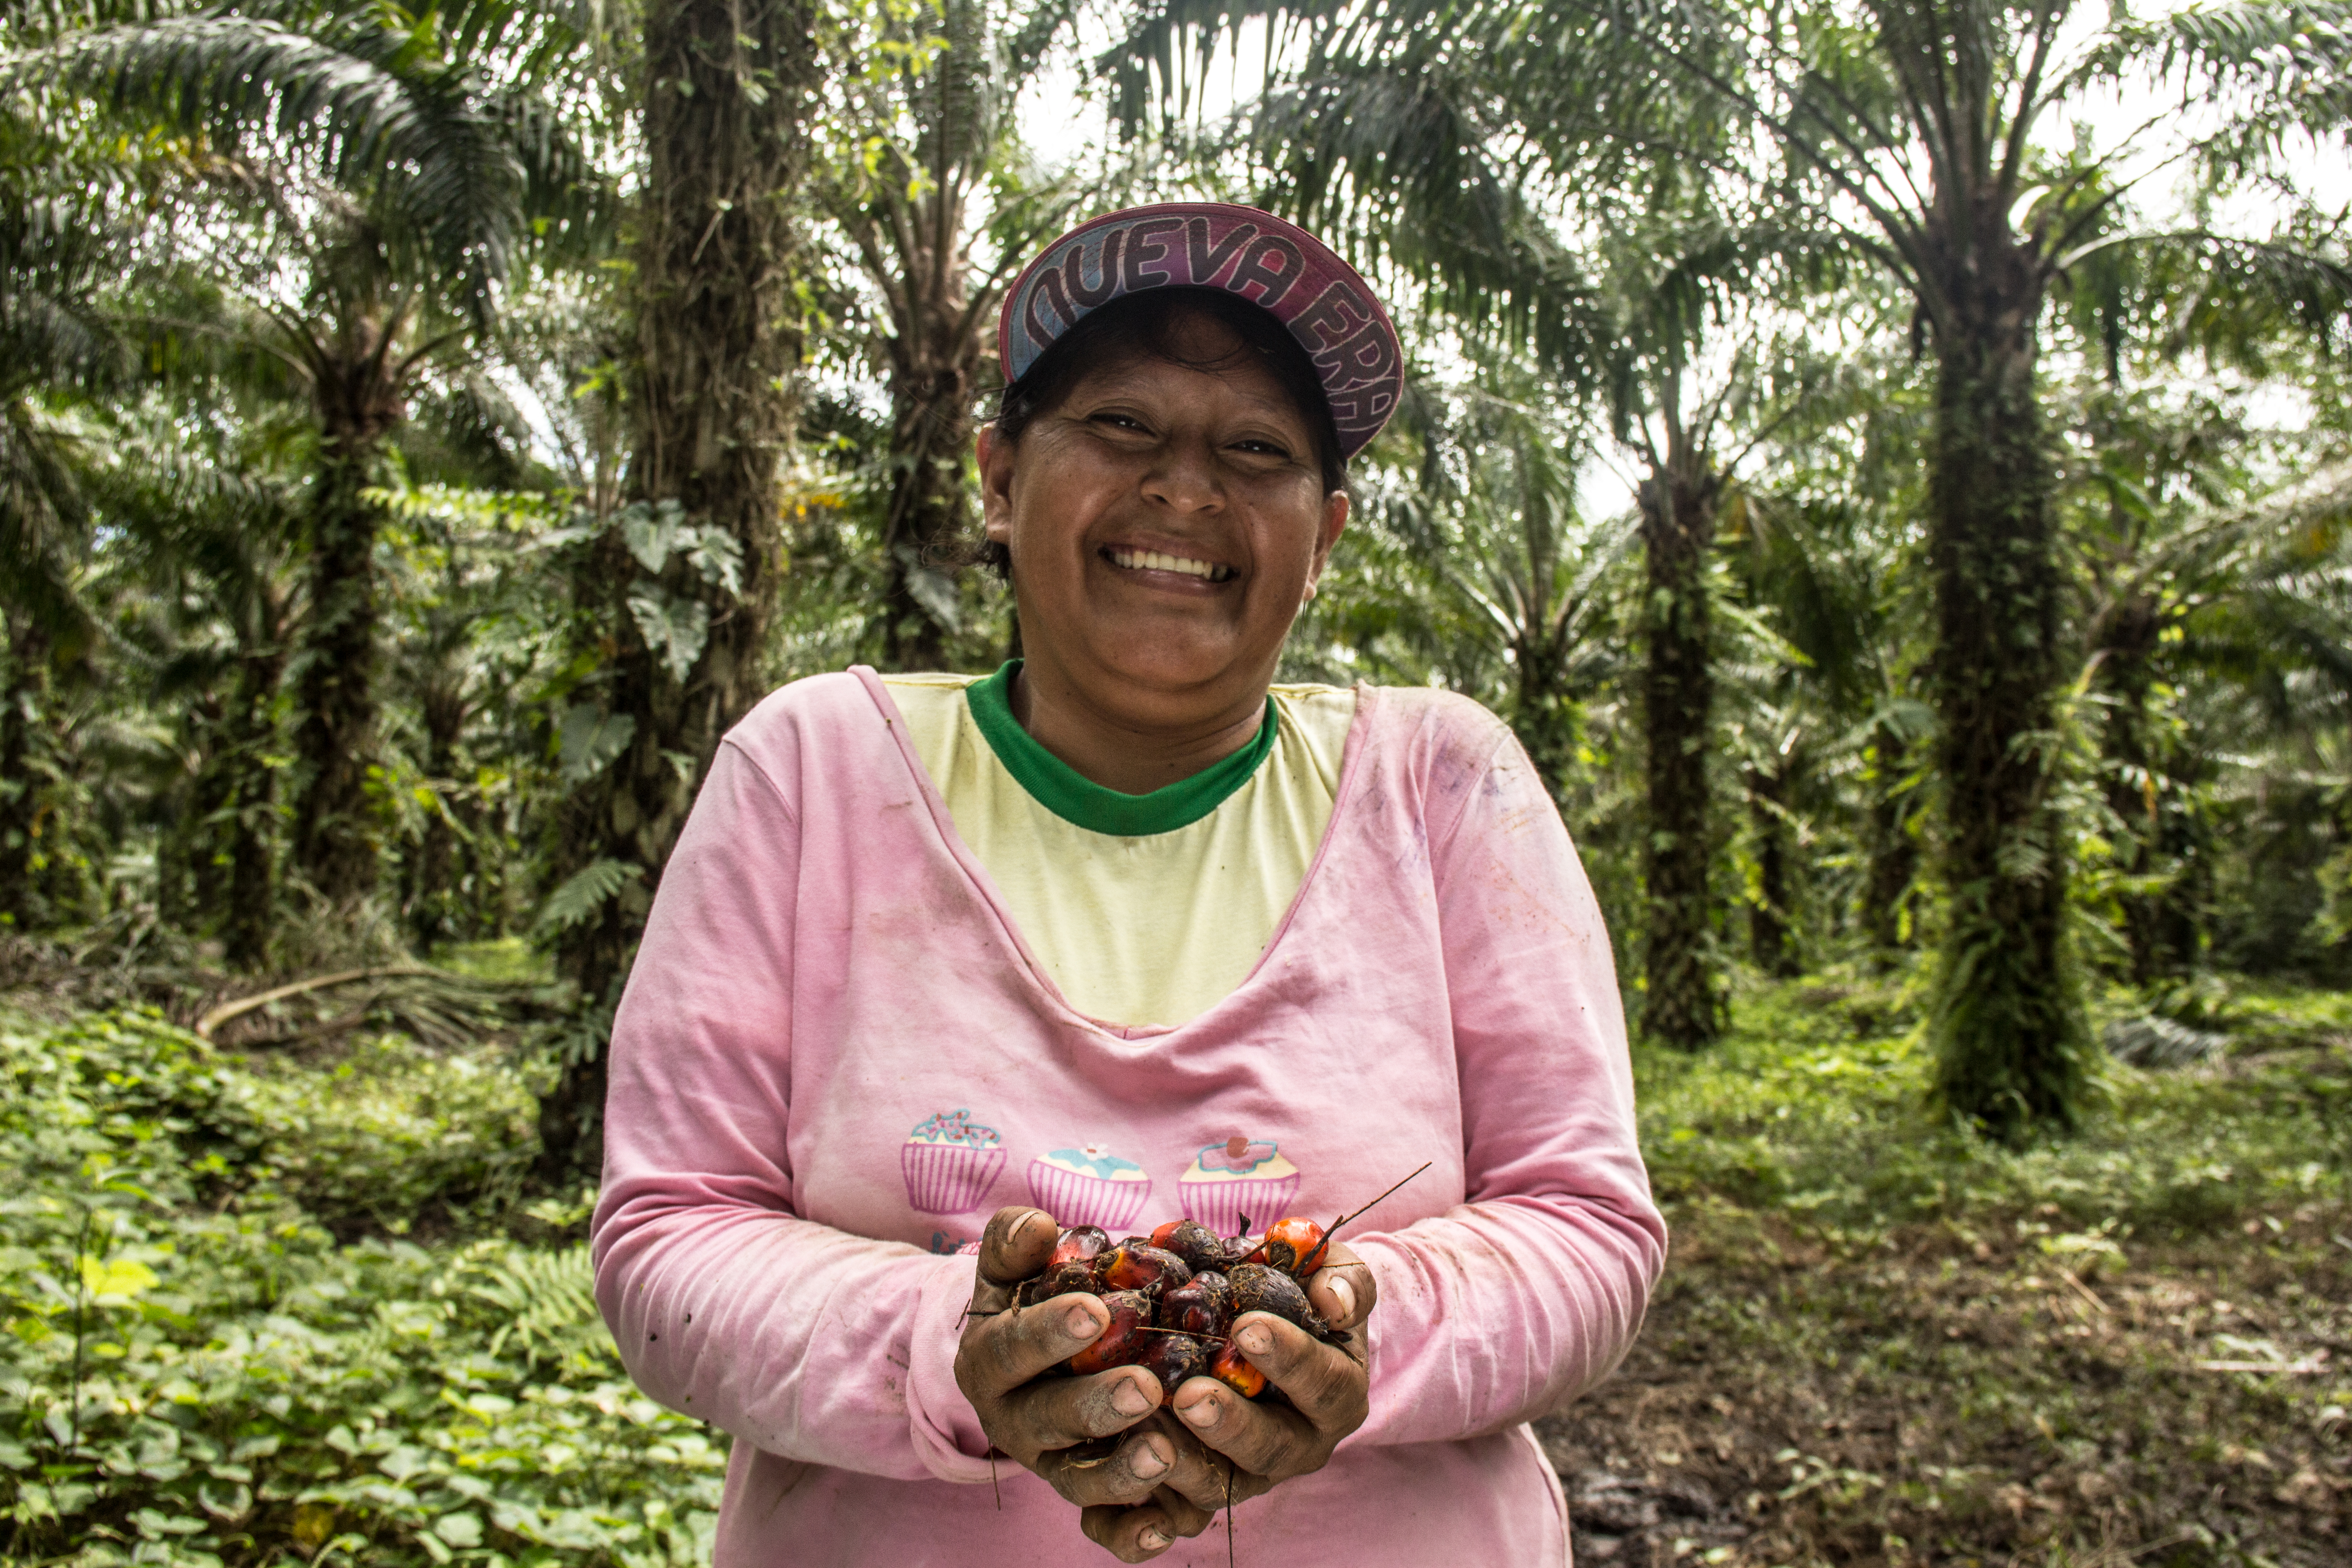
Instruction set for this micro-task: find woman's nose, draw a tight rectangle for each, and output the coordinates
[1140,436,1222,513]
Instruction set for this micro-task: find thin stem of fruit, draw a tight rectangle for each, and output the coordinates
[1329,1162,1432,1236]
[1224,1456,1235,1568]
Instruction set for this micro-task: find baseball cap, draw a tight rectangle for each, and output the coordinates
[998,202,1404,459]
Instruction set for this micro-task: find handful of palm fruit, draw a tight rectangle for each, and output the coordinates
[1012,1215,1345,1403]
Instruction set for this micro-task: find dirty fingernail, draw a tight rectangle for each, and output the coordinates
[1324,1276,1356,1323]
[1112,1377,1153,1416]
[1067,1305,1100,1338]
[1237,1324,1272,1355]
[1180,1396,1220,1428]
[1140,1529,1171,1551]
[1132,1436,1172,1477]
[1014,1211,1049,1243]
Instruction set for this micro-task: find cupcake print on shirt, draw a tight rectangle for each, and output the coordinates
[1027,1145,1154,1232]
[902,1109,1006,1214]
[1178,1135,1301,1237]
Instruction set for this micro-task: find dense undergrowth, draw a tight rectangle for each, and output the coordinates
[1,970,2346,1565]
[0,1011,721,1568]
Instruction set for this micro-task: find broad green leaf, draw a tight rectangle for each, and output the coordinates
[558,705,637,786]
[79,1255,158,1301]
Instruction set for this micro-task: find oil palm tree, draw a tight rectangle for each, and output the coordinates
[1104,0,2352,1134]
[537,0,819,1175]
[820,0,1090,669]
[0,162,131,926]
[11,0,608,906]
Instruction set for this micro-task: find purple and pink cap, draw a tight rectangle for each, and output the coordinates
[998,202,1405,459]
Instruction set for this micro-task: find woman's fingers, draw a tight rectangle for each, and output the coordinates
[1137,1400,1275,1513]
[1168,1313,1367,1480]
[975,1206,1059,1294]
[1079,1502,1176,1563]
[958,1293,1110,1404]
[1305,1242,1376,1330]
[1232,1312,1368,1427]
[1150,1482,1221,1538]
[1000,1362,1166,1455]
[1036,1423,1176,1507]
[1076,1482,1220,1563]
[1170,1374,1319,1480]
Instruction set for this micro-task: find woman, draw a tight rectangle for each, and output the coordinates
[592,204,1664,1567]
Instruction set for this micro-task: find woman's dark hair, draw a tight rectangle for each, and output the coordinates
[972,288,1348,577]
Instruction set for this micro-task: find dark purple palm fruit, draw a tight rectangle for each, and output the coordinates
[1064,1290,1154,1374]
[1161,1271,1235,1339]
[1093,1243,1192,1294]
[1230,1262,1349,1345]
[1226,1262,1316,1328]
[1134,1329,1211,1403]
[1014,1258,1102,1309]
[1151,1218,1247,1275]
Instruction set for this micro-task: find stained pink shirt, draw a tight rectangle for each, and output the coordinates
[592,668,1665,1567]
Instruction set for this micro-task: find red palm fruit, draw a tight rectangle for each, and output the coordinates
[1209,1339,1268,1398]
[1094,1243,1193,1294]
[1227,1262,1316,1331]
[1135,1331,1210,1402]
[1049,1225,1111,1269]
[1152,1218,1244,1275]
[1064,1290,1154,1375]
[1243,1216,1329,1279]
[1161,1271,1235,1339]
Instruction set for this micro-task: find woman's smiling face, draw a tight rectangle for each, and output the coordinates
[979,311,1348,724]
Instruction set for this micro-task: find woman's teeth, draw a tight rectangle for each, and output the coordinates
[1108,547,1233,582]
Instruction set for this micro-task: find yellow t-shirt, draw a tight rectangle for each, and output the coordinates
[882,668,1357,1027]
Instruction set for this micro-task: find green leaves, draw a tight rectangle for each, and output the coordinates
[0,1009,725,1566]
[556,704,635,786]
[533,858,642,936]
[627,586,711,685]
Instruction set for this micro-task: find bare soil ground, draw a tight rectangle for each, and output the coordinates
[1538,1202,2352,1566]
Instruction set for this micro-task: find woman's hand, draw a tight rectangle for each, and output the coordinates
[1166,1243,1375,1504]
[956,1208,1233,1561]
[956,1207,1378,1561]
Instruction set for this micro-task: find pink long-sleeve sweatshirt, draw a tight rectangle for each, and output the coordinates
[592,668,1665,1567]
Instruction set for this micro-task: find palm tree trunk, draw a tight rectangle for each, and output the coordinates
[171,691,231,930]
[1637,426,1725,1049]
[0,612,50,928]
[221,643,286,971]
[878,304,981,671]
[539,0,816,1178]
[1859,722,1918,965]
[1746,763,1799,977]
[1922,224,2088,1137]
[289,342,402,906]
[2094,598,2204,986]
[404,682,466,952]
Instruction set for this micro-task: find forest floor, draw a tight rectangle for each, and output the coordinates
[0,941,2347,1566]
[1541,976,2352,1568]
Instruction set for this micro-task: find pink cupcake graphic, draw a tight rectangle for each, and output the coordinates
[1177,1135,1301,1237]
[902,1109,1005,1214]
[1026,1145,1154,1233]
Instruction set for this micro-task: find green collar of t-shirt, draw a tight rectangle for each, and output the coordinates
[964,661,1278,837]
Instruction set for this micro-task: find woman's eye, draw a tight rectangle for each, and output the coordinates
[1232,439,1293,460]
[1088,412,1149,433]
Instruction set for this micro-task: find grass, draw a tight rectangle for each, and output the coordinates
[2,967,2346,1565]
